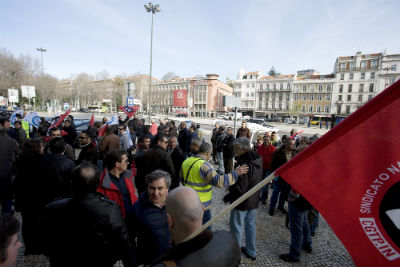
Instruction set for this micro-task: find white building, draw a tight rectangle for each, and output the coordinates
[378,53,400,91]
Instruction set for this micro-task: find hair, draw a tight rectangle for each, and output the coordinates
[67,115,74,121]
[22,138,43,158]
[71,162,100,197]
[233,137,251,152]
[15,114,22,119]
[271,131,277,135]
[196,124,200,129]
[0,118,10,126]
[152,133,166,147]
[139,134,151,144]
[191,137,202,147]
[105,150,126,170]
[80,130,92,139]
[0,213,20,263]
[50,127,60,133]
[37,125,49,138]
[119,125,127,131]
[93,122,102,129]
[198,142,212,154]
[168,135,177,141]
[49,137,66,154]
[145,170,171,188]
[106,125,115,134]
[170,121,175,126]
[284,136,295,146]
[14,121,22,126]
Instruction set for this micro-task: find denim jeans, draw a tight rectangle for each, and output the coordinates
[203,209,212,231]
[230,209,257,258]
[260,169,271,202]
[216,152,224,174]
[310,210,319,234]
[269,177,289,212]
[288,202,312,261]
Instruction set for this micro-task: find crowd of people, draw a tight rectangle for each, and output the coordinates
[0,112,320,266]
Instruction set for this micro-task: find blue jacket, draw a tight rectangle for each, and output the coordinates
[128,191,171,265]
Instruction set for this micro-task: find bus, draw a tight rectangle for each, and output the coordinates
[87,105,108,113]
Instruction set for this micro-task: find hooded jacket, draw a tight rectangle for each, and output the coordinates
[223,150,263,210]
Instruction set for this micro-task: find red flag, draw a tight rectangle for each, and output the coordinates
[275,80,400,266]
[97,124,107,138]
[89,114,95,128]
[50,108,72,128]
[118,105,139,118]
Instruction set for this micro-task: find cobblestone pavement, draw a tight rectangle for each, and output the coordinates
[16,185,354,267]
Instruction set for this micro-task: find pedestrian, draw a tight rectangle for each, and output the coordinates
[188,137,201,157]
[180,142,249,225]
[215,125,226,174]
[168,121,178,136]
[62,119,77,148]
[150,119,158,136]
[223,137,263,261]
[13,138,44,255]
[211,122,220,163]
[270,131,280,148]
[0,213,22,267]
[99,126,120,159]
[96,150,137,218]
[46,127,75,161]
[157,118,166,134]
[76,130,97,166]
[41,162,135,267]
[196,124,203,141]
[128,170,172,265]
[118,125,133,153]
[135,133,177,194]
[147,187,241,267]
[177,122,189,154]
[167,135,185,178]
[236,121,251,139]
[223,127,236,174]
[257,135,276,204]
[186,125,198,154]
[13,120,27,151]
[134,134,151,160]
[127,114,140,146]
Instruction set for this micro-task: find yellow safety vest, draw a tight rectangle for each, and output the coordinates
[22,120,30,138]
[181,157,212,205]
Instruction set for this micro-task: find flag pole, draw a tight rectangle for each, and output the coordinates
[181,172,278,243]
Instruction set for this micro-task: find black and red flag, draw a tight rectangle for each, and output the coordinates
[118,105,139,118]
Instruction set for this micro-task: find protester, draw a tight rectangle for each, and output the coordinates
[76,130,97,166]
[177,122,189,154]
[270,131,280,148]
[150,119,158,136]
[210,122,220,163]
[119,124,133,152]
[97,150,137,218]
[196,124,203,141]
[167,135,185,179]
[134,119,145,140]
[215,125,226,174]
[127,114,139,146]
[223,127,235,174]
[168,121,178,136]
[157,118,166,134]
[0,118,17,140]
[41,162,134,267]
[186,125,198,154]
[224,137,263,261]
[180,142,248,225]
[148,187,241,267]
[46,127,75,161]
[99,126,120,159]
[269,137,295,216]
[135,133,177,194]
[134,134,151,160]
[257,135,276,204]
[188,137,201,157]
[62,119,77,147]
[236,121,251,139]
[0,213,22,267]
[128,170,172,265]
[15,113,29,139]
[13,120,27,150]
[13,139,44,255]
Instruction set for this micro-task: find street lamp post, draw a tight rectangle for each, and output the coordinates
[253,73,258,118]
[37,47,47,108]
[144,2,160,123]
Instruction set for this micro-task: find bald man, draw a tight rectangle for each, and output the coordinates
[147,187,241,267]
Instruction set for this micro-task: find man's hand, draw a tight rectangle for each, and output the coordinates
[235,165,249,176]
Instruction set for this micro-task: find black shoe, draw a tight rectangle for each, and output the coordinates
[241,247,256,260]
[268,210,274,216]
[311,231,315,236]
[278,207,287,214]
[279,253,299,262]
[261,201,266,205]
[303,246,313,253]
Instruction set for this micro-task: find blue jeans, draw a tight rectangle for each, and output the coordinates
[203,209,212,231]
[269,177,288,212]
[216,152,224,174]
[288,202,312,261]
[310,210,319,234]
[230,209,257,258]
[260,170,271,202]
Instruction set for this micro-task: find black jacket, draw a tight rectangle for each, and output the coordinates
[76,143,97,166]
[223,134,235,158]
[170,147,185,180]
[215,132,226,152]
[148,230,240,267]
[41,193,133,267]
[178,128,189,153]
[270,147,294,187]
[223,151,263,210]
[62,125,77,147]
[135,146,176,194]
[128,191,171,265]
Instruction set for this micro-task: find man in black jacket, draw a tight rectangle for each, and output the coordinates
[223,137,263,261]
[167,135,185,179]
[135,133,176,194]
[177,122,189,154]
[210,122,220,163]
[223,127,235,174]
[41,162,134,267]
[128,170,172,266]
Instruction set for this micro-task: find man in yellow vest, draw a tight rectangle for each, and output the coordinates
[180,142,248,225]
[16,114,29,138]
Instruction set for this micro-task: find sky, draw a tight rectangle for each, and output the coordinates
[1,0,400,82]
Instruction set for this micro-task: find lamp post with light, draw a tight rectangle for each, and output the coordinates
[37,47,47,108]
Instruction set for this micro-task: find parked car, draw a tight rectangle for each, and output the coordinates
[79,108,89,113]
[0,107,12,119]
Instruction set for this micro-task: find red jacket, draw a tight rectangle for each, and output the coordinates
[257,144,276,170]
[97,169,138,217]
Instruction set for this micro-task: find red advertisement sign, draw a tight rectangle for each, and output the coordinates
[173,89,187,107]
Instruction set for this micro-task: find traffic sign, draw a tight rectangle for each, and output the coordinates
[127,97,134,107]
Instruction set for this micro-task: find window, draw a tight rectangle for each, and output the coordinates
[280,84,283,90]
[266,84,270,90]
[337,105,342,114]
[302,105,306,112]
[325,94,331,101]
[325,106,330,113]
[251,92,254,97]
[279,93,283,101]
[311,84,315,90]
[369,83,374,92]
[339,84,343,93]
[252,83,255,88]
[371,72,375,79]
[243,75,247,79]
[259,103,262,109]
[318,84,323,91]
[317,94,322,101]
[368,95,373,101]
[327,84,332,91]
[338,95,342,101]
[246,93,249,97]
[350,62,355,69]
[348,84,352,93]
[260,84,263,90]
[317,105,322,112]
[361,61,366,69]
[258,94,263,101]
[294,94,299,100]
[246,84,249,88]
[302,94,307,100]
[287,83,291,90]
[358,95,363,102]
[340,74,344,80]
[340,63,346,70]
[350,73,354,80]
[295,85,300,91]
[310,94,314,101]
[361,73,365,79]
[278,103,282,110]
[347,95,351,101]
[359,84,364,92]
[391,64,397,71]
[390,77,396,84]
[346,106,351,114]
[273,84,276,90]
[286,94,290,101]
[371,60,377,68]
[308,105,313,112]
[302,85,306,92]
